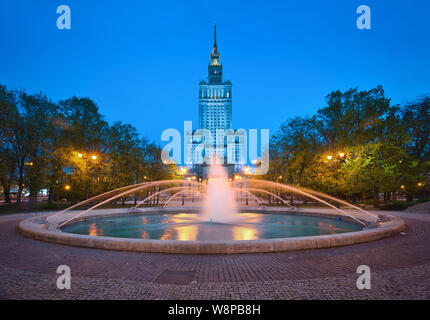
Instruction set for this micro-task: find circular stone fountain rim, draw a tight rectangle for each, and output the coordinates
[18,207,406,254]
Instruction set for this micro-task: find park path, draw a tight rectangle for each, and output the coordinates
[405,201,430,214]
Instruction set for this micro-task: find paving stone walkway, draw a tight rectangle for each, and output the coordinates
[1,212,429,299]
[406,201,430,214]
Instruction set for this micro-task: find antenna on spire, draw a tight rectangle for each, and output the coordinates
[212,23,218,54]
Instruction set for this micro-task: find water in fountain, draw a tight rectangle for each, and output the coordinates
[201,162,237,223]
[53,164,379,231]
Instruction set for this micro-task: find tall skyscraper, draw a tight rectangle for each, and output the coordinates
[198,24,232,159]
[185,25,245,178]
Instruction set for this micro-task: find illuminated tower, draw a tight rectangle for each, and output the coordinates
[198,24,232,160]
[185,25,244,177]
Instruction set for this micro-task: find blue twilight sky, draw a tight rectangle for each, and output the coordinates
[0,0,429,143]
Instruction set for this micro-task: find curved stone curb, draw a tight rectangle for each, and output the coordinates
[17,209,406,254]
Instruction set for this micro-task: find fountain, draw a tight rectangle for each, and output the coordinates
[201,162,237,223]
[18,163,406,253]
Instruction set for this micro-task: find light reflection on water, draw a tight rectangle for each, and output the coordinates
[88,223,103,236]
[62,213,362,241]
[232,225,259,240]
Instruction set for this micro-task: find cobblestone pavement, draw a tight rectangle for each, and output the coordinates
[1,213,430,299]
[406,201,430,214]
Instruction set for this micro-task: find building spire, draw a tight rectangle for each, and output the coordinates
[212,24,217,54]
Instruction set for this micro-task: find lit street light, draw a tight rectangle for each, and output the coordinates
[179,166,188,175]
[242,166,251,206]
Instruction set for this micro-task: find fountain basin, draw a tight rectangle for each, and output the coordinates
[61,212,363,240]
[18,207,406,254]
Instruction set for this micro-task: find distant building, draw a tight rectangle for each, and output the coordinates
[185,25,245,179]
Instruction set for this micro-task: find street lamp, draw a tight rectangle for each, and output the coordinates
[243,166,251,206]
[327,155,333,160]
[75,152,100,201]
[178,167,188,206]
[64,185,71,191]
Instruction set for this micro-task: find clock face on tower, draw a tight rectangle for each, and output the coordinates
[208,56,222,83]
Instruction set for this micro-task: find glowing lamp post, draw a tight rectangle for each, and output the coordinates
[179,166,188,176]
[243,166,251,206]
[178,167,188,205]
[75,151,100,201]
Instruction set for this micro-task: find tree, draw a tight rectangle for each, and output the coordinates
[268,86,427,207]
[268,117,321,186]
[339,143,408,207]
[59,97,109,202]
[0,85,17,202]
[0,145,16,203]
[18,92,58,205]
[44,112,70,204]
[106,121,143,191]
[313,86,392,148]
[0,88,28,203]
[400,95,430,200]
